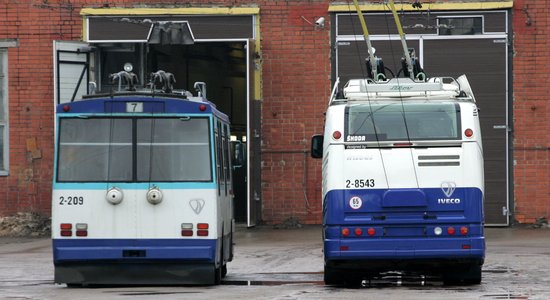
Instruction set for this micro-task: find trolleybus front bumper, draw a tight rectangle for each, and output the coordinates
[53,238,218,285]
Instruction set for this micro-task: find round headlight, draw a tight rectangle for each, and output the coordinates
[106,187,123,205]
[146,186,163,205]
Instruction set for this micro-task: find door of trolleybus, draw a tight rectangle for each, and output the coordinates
[312,99,485,286]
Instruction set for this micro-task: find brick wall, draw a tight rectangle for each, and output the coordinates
[259,2,329,224]
[511,0,550,224]
[0,1,81,216]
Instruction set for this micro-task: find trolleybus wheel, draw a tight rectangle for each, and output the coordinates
[222,264,228,278]
[443,264,482,285]
[324,265,344,286]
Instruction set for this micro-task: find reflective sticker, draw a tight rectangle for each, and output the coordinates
[349,196,362,210]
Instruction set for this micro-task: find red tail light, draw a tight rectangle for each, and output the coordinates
[354,228,363,236]
[60,223,72,237]
[332,131,342,140]
[341,228,350,237]
[464,128,474,138]
[367,228,376,236]
[460,226,469,235]
[447,227,456,235]
[197,223,209,236]
[76,230,88,237]
[197,230,209,236]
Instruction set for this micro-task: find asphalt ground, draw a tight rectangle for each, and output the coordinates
[1,225,550,299]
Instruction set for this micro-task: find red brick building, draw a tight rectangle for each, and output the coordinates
[0,1,547,226]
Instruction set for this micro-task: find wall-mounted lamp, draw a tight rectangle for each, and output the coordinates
[315,17,325,29]
[301,16,326,29]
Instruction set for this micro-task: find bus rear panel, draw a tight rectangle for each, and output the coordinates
[316,77,485,285]
[52,95,234,285]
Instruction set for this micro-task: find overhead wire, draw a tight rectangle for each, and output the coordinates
[347,0,389,188]
[382,0,421,188]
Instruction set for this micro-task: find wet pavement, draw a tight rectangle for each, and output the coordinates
[1,225,550,299]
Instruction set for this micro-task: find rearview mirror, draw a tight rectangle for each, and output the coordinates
[310,135,324,159]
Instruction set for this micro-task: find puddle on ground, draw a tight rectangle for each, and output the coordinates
[222,280,324,286]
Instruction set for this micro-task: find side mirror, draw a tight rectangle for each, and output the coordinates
[231,141,245,168]
[310,135,324,159]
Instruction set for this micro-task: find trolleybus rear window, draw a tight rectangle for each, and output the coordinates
[345,102,461,142]
[57,117,212,182]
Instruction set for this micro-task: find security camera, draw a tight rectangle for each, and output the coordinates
[315,17,325,28]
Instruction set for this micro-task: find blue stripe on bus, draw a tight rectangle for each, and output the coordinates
[52,238,217,263]
[53,182,216,190]
[58,113,210,117]
[56,97,230,123]
[323,187,483,225]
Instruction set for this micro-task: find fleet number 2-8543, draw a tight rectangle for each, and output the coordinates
[346,179,375,188]
[59,196,84,205]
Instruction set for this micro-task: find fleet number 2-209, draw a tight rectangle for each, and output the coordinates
[346,179,375,188]
[59,196,84,205]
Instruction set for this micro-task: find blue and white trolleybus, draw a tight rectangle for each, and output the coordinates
[52,70,235,285]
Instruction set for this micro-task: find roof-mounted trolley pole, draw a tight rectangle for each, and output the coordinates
[388,0,415,80]
[352,0,380,81]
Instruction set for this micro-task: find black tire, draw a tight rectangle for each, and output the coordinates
[222,264,228,278]
[443,264,482,286]
[324,265,344,286]
[214,264,222,285]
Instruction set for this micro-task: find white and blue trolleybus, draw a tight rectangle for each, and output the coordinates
[52,70,236,285]
[311,75,485,285]
[311,0,485,286]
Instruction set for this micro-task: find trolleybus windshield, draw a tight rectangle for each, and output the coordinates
[345,102,461,142]
[57,117,212,182]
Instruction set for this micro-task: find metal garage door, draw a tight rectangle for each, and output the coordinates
[333,10,510,226]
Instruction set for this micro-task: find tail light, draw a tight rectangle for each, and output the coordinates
[197,223,209,236]
[460,226,469,235]
[447,227,456,235]
[341,228,350,237]
[464,128,474,138]
[367,227,376,236]
[181,223,193,236]
[332,131,342,140]
[75,223,88,237]
[354,228,363,236]
[60,223,72,237]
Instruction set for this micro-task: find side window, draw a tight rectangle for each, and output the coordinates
[0,49,7,175]
[222,123,229,195]
[224,124,232,184]
[215,122,221,195]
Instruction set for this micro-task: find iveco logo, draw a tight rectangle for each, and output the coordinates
[438,198,461,204]
[441,181,456,197]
